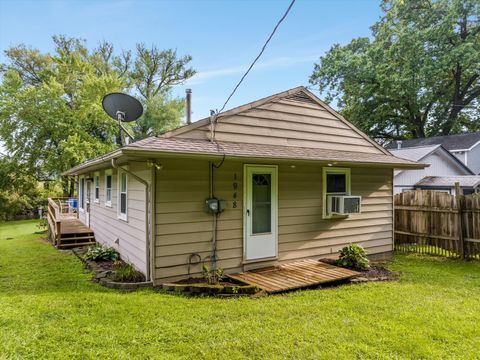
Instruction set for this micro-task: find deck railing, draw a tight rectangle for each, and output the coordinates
[47,197,76,245]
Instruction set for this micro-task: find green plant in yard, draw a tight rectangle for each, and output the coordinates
[84,244,118,262]
[110,260,145,282]
[202,264,224,285]
[36,215,47,232]
[336,244,370,271]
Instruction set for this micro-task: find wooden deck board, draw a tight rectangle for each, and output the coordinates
[59,218,93,235]
[228,259,359,293]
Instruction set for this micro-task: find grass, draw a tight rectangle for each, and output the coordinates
[1,220,480,359]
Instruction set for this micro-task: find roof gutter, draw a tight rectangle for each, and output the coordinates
[62,149,123,176]
[121,148,427,170]
[111,158,152,282]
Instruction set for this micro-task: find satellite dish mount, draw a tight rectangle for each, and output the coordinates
[102,93,143,146]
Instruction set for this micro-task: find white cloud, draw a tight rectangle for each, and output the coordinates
[187,54,319,85]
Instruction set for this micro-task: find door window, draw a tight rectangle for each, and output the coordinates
[252,174,271,234]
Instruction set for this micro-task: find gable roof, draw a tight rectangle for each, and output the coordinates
[389,145,474,175]
[126,137,423,167]
[162,86,391,156]
[389,145,441,162]
[415,176,480,188]
[386,132,480,151]
[63,137,425,176]
[64,86,428,176]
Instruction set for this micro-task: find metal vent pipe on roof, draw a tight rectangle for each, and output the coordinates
[185,88,192,125]
[397,140,403,149]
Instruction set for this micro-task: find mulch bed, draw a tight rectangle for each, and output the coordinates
[71,247,152,290]
[163,277,258,296]
[319,258,398,282]
[174,277,246,287]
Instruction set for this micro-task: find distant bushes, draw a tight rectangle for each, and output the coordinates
[0,156,61,221]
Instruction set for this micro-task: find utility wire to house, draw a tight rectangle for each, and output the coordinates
[216,0,296,115]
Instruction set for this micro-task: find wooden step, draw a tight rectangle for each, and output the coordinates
[58,241,96,249]
[59,235,96,241]
[60,232,94,239]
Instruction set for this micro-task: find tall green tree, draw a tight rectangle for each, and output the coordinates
[310,0,480,142]
[130,44,195,138]
[0,36,123,194]
[0,36,195,194]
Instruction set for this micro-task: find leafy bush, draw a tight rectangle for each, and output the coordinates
[336,244,370,271]
[84,244,118,262]
[202,264,224,285]
[111,261,145,282]
[37,215,48,232]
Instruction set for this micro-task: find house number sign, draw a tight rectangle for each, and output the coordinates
[232,173,238,208]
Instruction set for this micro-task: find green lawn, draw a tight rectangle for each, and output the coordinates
[1,221,479,359]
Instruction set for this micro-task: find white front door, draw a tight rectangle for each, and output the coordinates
[244,165,278,261]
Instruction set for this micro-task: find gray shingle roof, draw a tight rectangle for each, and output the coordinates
[388,145,441,162]
[415,176,480,188]
[125,137,424,167]
[385,132,480,151]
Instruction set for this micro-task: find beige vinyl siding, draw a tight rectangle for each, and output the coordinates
[79,162,149,274]
[154,158,393,284]
[155,159,244,281]
[175,99,383,154]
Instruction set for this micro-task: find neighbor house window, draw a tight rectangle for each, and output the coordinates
[322,167,351,218]
[105,170,112,207]
[118,171,127,221]
[94,173,100,203]
[79,177,85,211]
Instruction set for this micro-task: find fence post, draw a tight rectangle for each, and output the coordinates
[455,182,465,259]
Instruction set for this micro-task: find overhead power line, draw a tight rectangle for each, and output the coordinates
[216,0,296,115]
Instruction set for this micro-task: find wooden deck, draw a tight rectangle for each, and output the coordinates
[47,198,95,249]
[56,218,95,249]
[228,259,359,293]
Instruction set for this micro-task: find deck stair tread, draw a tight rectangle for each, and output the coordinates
[227,259,359,293]
[56,218,96,249]
[58,242,96,248]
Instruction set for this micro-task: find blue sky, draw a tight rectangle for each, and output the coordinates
[0,0,382,123]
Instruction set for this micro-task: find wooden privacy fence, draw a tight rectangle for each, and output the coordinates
[394,188,480,260]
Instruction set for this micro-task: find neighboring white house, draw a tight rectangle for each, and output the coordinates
[386,132,480,174]
[389,144,474,194]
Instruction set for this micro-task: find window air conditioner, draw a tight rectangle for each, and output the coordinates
[327,195,362,215]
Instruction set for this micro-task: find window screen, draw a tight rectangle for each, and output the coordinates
[94,176,100,200]
[326,173,346,193]
[106,175,112,203]
[119,173,127,216]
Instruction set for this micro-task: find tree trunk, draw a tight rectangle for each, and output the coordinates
[61,177,70,197]
[410,116,426,138]
[69,178,75,197]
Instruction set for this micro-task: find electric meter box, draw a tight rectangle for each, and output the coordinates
[204,197,226,214]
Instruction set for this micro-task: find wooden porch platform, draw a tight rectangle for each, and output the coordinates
[228,259,359,293]
[47,198,95,249]
[55,218,95,249]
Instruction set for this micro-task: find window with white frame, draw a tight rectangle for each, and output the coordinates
[94,173,100,203]
[79,177,85,210]
[105,170,112,207]
[322,167,351,218]
[118,171,127,220]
